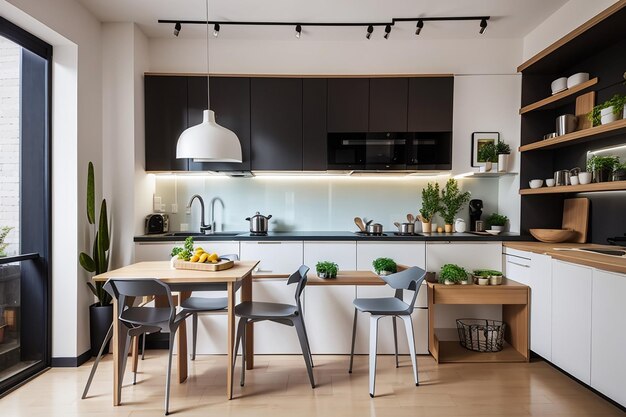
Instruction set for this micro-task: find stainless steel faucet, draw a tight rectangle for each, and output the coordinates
[210,197,225,233]
[186,194,211,234]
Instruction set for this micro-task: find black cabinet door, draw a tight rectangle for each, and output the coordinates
[145,76,188,171]
[327,78,369,132]
[251,78,303,170]
[303,78,327,170]
[188,77,251,171]
[408,77,454,132]
[369,78,408,132]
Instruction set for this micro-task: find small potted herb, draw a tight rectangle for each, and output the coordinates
[478,142,497,172]
[439,264,469,285]
[316,261,338,279]
[495,139,511,173]
[472,269,491,286]
[418,182,440,233]
[613,162,626,182]
[372,257,397,276]
[588,94,626,126]
[487,270,504,285]
[485,213,508,232]
[587,155,619,183]
[439,179,471,233]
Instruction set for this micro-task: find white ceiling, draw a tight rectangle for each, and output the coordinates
[76,0,569,40]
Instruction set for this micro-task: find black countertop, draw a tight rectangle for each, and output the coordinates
[134,231,530,243]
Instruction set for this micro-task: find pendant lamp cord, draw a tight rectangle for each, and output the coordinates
[205,0,210,109]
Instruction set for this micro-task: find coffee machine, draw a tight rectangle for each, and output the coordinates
[469,199,483,231]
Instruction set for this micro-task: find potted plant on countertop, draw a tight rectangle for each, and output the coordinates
[478,142,497,172]
[316,261,338,279]
[495,139,511,173]
[373,257,397,276]
[439,263,469,285]
[486,212,508,232]
[439,179,471,233]
[418,182,440,233]
[472,270,491,286]
[613,162,626,182]
[588,94,626,126]
[78,162,114,357]
[587,155,619,183]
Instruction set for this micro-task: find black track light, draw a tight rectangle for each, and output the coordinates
[384,24,391,39]
[213,23,220,37]
[479,18,487,34]
[295,24,302,39]
[366,25,373,40]
[415,19,423,35]
[174,22,181,37]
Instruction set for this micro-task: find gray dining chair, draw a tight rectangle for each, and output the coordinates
[348,266,427,397]
[180,253,239,360]
[231,265,314,395]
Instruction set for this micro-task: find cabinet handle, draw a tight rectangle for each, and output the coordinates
[507,260,530,268]
[256,242,282,245]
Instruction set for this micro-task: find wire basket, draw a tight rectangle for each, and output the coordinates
[456,319,506,353]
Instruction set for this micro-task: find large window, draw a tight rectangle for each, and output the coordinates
[0,17,51,395]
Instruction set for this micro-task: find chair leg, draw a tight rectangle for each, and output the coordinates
[164,332,176,416]
[82,322,113,399]
[392,316,399,368]
[348,307,358,374]
[119,330,133,393]
[301,317,314,368]
[141,333,146,360]
[369,315,381,398]
[400,315,419,386]
[191,313,198,361]
[294,317,315,388]
[231,317,245,396]
[240,319,247,387]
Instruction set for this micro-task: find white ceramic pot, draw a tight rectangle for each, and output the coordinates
[484,161,493,172]
[497,154,509,172]
[551,77,567,94]
[579,172,592,184]
[546,178,556,187]
[601,106,617,125]
[444,279,455,285]
[454,218,466,233]
[460,280,469,285]
[570,176,579,185]
[491,225,504,232]
[477,277,490,286]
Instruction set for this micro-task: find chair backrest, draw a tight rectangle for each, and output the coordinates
[380,266,427,309]
[104,278,176,325]
[221,254,239,261]
[287,265,310,309]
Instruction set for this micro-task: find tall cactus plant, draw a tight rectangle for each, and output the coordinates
[79,162,112,306]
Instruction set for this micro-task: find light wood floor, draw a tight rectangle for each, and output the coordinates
[0,352,623,416]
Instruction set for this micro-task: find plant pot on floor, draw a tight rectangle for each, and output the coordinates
[497,154,509,172]
[90,303,113,357]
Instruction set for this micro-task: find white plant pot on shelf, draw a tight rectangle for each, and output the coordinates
[497,154,509,172]
[600,106,617,125]
[480,161,493,173]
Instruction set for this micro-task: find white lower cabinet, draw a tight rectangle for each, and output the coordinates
[356,242,426,271]
[528,253,552,361]
[240,241,304,275]
[591,269,626,407]
[551,260,592,385]
[303,241,357,270]
[304,285,356,354]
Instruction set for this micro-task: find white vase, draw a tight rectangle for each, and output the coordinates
[484,161,493,172]
[497,154,509,172]
[601,106,617,125]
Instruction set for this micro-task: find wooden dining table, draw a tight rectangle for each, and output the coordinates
[93,260,259,404]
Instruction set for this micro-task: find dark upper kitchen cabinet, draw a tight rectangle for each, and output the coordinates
[188,77,251,171]
[302,79,327,170]
[144,76,189,171]
[408,77,454,132]
[327,78,369,132]
[369,78,408,132]
[251,78,303,170]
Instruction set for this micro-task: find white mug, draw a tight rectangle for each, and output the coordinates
[570,176,579,185]
[546,179,556,187]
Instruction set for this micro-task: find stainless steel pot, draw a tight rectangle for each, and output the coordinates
[554,170,570,186]
[556,114,577,136]
[366,223,383,235]
[398,222,414,234]
[245,212,272,233]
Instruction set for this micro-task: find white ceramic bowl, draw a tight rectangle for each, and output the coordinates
[570,176,579,185]
[551,77,567,94]
[485,229,501,235]
[579,172,592,184]
[529,179,544,189]
[546,178,556,187]
[567,72,590,89]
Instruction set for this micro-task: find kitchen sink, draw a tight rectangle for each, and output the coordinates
[579,248,626,257]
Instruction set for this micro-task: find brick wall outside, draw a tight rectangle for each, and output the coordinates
[0,37,20,257]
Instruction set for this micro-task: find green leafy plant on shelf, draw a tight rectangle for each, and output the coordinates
[419,182,441,223]
[588,94,626,127]
[171,237,195,261]
[0,226,13,258]
[486,213,508,227]
[78,162,112,306]
[439,263,468,284]
[316,261,338,278]
[587,155,620,182]
[495,139,511,155]
[473,269,503,277]
[477,142,497,163]
[372,257,397,275]
[439,179,471,226]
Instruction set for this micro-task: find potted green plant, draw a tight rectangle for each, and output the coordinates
[495,139,511,173]
[588,94,626,126]
[439,264,469,285]
[613,162,626,182]
[587,155,619,183]
[472,269,491,285]
[372,257,397,276]
[316,261,338,279]
[486,213,508,232]
[478,142,497,172]
[486,270,504,285]
[439,179,471,233]
[418,182,440,233]
[78,162,114,357]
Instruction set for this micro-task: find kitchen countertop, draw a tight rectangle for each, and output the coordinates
[135,231,530,243]
[504,242,626,275]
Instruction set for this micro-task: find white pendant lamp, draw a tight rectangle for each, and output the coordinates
[176,0,242,163]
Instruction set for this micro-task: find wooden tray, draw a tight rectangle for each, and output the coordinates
[173,259,234,271]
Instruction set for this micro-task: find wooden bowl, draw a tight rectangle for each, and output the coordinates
[529,228,575,243]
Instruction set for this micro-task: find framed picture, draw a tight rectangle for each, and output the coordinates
[471,132,500,167]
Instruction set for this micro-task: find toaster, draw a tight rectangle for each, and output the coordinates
[144,214,169,234]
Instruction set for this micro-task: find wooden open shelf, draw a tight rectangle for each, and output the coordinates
[520,180,626,195]
[519,77,598,114]
[436,340,527,363]
[519,118,626,152]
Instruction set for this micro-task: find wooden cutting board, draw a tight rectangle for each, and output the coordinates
[173,259,234,271]
[575,92,595,131]
[562,198,589,243]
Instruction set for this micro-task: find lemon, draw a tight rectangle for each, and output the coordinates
[190,254,200,263]
[208,253,219,263]
[199,253,209,263]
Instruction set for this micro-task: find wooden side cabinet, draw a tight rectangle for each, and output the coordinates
[408,77,454,132]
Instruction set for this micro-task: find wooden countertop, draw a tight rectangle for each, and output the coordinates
[504,242,626,275]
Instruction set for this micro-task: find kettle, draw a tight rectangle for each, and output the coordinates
[454,218,467,233]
